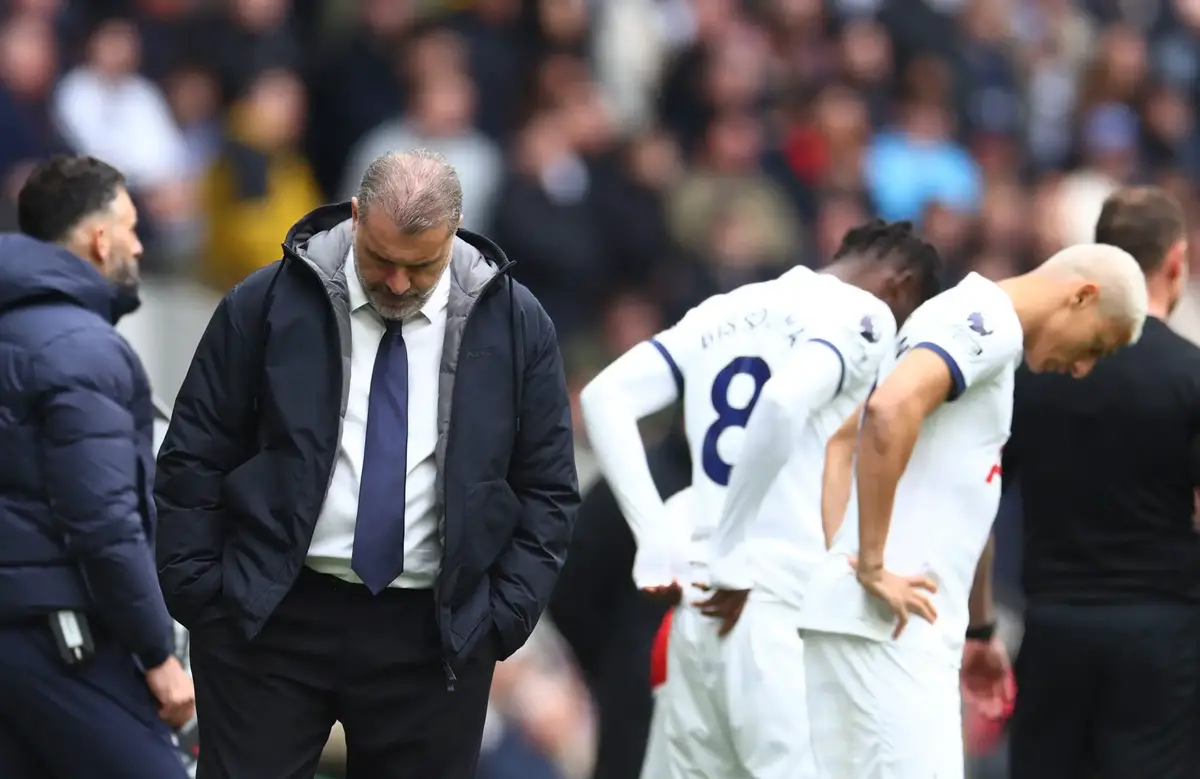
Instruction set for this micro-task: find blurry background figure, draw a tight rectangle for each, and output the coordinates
[199,67,320,292]
[52,16,194,268]
[338,26,503,230]
[11,0,1200,776]
[0,13,69,227]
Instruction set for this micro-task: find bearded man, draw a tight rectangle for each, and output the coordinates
[155,149,579,779]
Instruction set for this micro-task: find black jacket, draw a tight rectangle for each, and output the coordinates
[155,203,580,664]
[0,234,174,667]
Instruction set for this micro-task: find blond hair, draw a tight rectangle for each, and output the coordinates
[1038,243,1148,343]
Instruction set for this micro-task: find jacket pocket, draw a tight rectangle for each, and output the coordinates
[220,451,292,519]
[463,479,520,567]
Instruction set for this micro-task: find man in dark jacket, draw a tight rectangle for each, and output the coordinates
[156,149,580,779]
[0,155,193,779]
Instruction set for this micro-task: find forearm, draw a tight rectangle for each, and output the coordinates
[822,437,855,549]
[712,392,793,566]
[855,400,922,569]
[968,533,996,627]
[715,344,842,576]
[491,520,567,656]
[42,399,175,663]
[78,533,176,667]
[493,470,578,657]
[579,342,678,545]
[581,391,662,542]
[494,320,581,657]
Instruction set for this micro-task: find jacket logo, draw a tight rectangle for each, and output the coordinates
[465,348,493,359]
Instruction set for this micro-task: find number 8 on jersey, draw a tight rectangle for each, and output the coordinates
[701,356,772,486]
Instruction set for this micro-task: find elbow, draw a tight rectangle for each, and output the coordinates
[752,380,794,433]
[66,515,144,558]
[577,379,609,431]
[861,392,916,450]
[758,380,791,417]
[825,427,855,463]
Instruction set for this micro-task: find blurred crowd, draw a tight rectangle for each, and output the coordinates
[6,0,1200,776]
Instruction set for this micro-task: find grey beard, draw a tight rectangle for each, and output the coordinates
[354,256,429,320]
[372,287,432,321]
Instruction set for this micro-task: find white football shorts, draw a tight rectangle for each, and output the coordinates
[802,632,963,779]
[641,610,673,779]
[662,592,815,779]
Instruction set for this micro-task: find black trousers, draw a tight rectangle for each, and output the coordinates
[0,620,187,779]
[191,569,497,779]
[1009,600,1200,779]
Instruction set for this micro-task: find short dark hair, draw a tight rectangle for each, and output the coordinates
[833,218,943,303]
[1094,187,1185,273]
[17,155,126,243]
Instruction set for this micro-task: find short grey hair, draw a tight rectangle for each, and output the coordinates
[1039,243,1149,343]
[356,149,463,234]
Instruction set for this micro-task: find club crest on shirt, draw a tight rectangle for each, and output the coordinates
[967,312,993,336]
[860,315,879,343]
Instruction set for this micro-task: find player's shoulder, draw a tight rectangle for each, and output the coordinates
[904,272,1018,339]
[809,275,897,343]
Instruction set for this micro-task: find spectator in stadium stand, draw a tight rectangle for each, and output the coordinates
[154,149,580,779]
[0,155,193,779]
[1005,186,1200,779]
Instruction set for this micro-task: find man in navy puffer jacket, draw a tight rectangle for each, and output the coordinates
[0,156,192,779]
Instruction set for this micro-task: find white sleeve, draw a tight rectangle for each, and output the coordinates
[709,339,844,589]
[902,301,1019,400]
[578,341,682,548]
[806,299,898,392]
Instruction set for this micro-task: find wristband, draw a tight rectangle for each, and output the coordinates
[965,622,996,642]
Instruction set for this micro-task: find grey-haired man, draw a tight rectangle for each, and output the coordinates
[156,150,580,779]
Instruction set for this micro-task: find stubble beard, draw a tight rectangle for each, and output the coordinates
[106,254,140,291]
[355,259,431,321]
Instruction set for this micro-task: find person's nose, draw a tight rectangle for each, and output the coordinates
[132,236,144,258]
[386,267,412,296]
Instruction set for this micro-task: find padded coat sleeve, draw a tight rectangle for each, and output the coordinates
[35,328,175,667]
[490,297,581,658]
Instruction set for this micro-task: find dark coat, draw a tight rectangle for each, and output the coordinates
[0,234,173,667]
[155,203,580,665]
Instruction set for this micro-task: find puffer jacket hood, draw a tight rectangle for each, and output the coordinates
[0,233,137,322]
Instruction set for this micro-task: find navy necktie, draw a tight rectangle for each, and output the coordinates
[352,320,409,594]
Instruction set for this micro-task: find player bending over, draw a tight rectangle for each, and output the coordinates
[796,244,1147,779]
[579,220,942,779]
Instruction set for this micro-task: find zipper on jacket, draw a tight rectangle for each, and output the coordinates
[442,660,457,692]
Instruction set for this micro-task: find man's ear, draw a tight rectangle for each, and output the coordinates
[1166,239,1188,283]
[84,220,109,271]
[350,196,359,227]
[1073,281,1101,308]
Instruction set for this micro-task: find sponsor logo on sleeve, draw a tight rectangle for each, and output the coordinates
[967,312,993,336]
[860,315,879,343]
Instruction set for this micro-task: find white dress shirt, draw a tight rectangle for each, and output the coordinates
[306,249,448,589]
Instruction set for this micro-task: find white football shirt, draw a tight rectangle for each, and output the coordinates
[650,267,897,582]
[796,273,1024,663]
